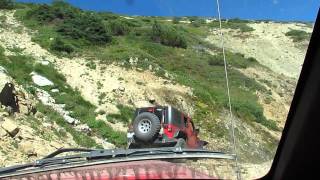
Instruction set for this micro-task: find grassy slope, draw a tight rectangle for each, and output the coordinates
[10,3,279,161]
[0,46,126,147]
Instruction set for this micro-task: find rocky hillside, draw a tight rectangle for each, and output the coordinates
[0,1,313,179]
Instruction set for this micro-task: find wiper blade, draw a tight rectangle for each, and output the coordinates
[42,148,95,159]
[86,147,234,160]
[0,147,235,176]
[0,148,92,175]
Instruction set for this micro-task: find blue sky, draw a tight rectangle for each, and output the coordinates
[18,0,319,21]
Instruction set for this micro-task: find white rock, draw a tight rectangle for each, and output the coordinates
[75,124,91,134]
[50,89,59,93]
[0,111,9,118]
[36,89,55,104]
[0,66,7,73]
[118,86,125,92]
[1,117,19,137]
[41,61,50,66]
[63,114,79,125]
[0,127,8,137]
[43,122,53,129]
[19,141,37,156]
[106,104,120,114]
[30,72,54,86]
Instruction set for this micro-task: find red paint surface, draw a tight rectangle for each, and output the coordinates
[6,160,215,180]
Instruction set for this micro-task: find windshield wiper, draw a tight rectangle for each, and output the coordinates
[0,147,235,176]
[87,147,234,160]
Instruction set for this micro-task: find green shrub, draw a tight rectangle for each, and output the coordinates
[108,104,134,124]
[0,0,14,9]
[191,19,206,27]
[208,55,224,66]
[26,1,111,45]
[285,29,311,42]
[57,12,112,44]
[151,21,187,48]
[36,103,99,148]
[188,16,199,23]
[109,20,130,36]
[232,100,279,131]
[50,37,75,53]
[226,21,254,32]
[26,1,78,23]
[209,19,254,32]
[98,11,119,21]
[172,17,180,24]
[209,52,257,68]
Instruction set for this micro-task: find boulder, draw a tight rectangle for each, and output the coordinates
[41,61,50,66]
[63,114,79,125]
[30,72,54,87]
[1,117,19,137]
[43,122,53,129]
[118,86,125,92]
[0,111,9,118]
[0,127,7,137]
[18,104,28,115]
[148,96,156,104]
[19,141,36,156]
[105,104,120,114]
[75,124,91,134]
[50,89,59,93]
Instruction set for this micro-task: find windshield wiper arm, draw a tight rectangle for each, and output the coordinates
[86,147,232,160]
[0,148,92,175]
[42,148,95,159]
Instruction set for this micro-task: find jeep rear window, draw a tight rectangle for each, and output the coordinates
[171,107,183,127]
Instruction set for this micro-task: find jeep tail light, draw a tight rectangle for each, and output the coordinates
[148,108,154,112]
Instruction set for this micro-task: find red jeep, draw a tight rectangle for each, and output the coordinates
[127,106,208,149]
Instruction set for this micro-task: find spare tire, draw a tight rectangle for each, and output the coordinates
[133,112,161,142]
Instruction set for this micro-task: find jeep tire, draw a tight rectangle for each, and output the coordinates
[133,112,161,142]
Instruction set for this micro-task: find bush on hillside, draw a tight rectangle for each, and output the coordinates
[208,18,254,32]
[0,0,14,9]
[26,1,111,44]
[50,37,75,53]
[188,16,199,23]
[191,19,206,27]
[57,12,112,44]
[108,20,130,36]
[285,29,311,42]
[26,1,78,23]
[208,55,224,66]
[172,17,180,24]
[151,21,187,48]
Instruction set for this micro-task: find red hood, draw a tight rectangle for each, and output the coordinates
[5,160,215,179]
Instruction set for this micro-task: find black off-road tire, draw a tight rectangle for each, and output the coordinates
[133,112,161,142]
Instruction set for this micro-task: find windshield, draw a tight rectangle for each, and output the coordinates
[0,0,317,179]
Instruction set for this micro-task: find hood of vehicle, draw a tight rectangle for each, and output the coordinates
[2,160,214,179]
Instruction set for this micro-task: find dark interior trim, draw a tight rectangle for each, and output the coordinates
[263,8,320,179]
